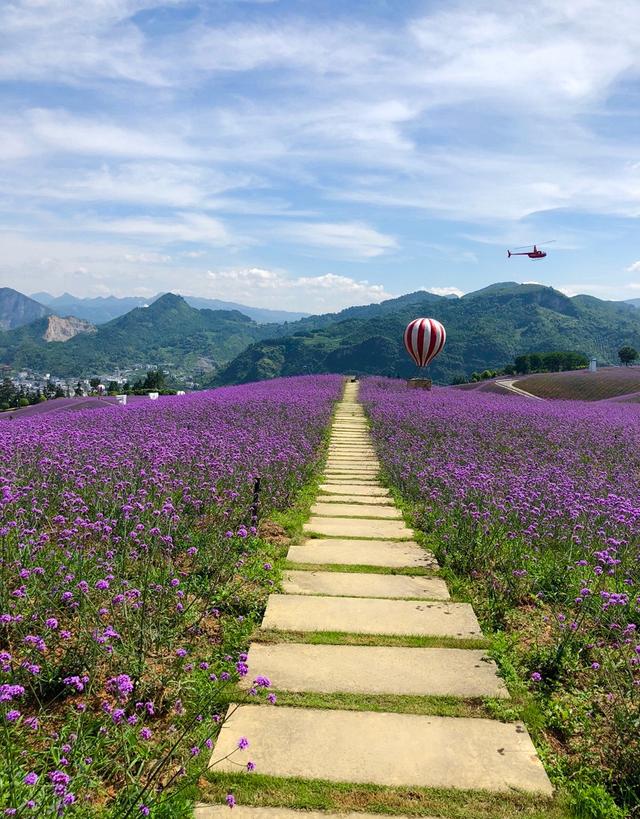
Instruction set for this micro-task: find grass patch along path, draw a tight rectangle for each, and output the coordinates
[202,381,560,818]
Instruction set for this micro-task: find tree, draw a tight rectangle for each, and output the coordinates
[134,369,166,391]
[74,381,84,397]
[618,346,639,366]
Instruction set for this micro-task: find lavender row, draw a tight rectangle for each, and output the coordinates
[361,377,639,808]
[0,375,342,816]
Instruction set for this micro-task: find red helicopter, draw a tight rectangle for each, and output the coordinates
[507,241,554,259]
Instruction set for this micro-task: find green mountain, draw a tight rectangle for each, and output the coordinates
[5,283,640,385]
[0,294,271,378]
[0,288,51,331]
[31,291,309,325]
[212,283,640,385]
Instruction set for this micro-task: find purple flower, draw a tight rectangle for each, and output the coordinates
[225,793,236,809]
[23,772,38,785]
[0,684,25,703]
[237,737,249,750]
[106,673,134,701]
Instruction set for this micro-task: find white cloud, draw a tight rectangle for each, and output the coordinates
[87,212,236,246]
[626,261,640,273]
[207,267,394,310]
[428,286,465,298]
[277,222,397,259]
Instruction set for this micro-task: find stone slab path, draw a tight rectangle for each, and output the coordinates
[240,644,509,697]
[310,501,402,519]
[287,537,437,568]
[282,569,450,599]
[262,595,483,638]
[206,380,553,816]
[213,705,552,793]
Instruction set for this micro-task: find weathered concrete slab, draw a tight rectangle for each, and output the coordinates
[304,516,412,540]
[195,808,429,819]
[324,467,379,474]
[319,483,390,496]
[288,538,436,568]
[326,462,380,470]
[261,595,482,638]
[282,570,449,600]
[322,477,381,485]
[327,452,377,460]
[310,502,402,519]
[242,643,507,697]
[318,494,394,506]
[322,476,381,484]
[212,705,553,794]
[329,437,370,443]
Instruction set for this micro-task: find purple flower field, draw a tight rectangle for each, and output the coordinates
[361,378,639,810]
[0,376,341,816]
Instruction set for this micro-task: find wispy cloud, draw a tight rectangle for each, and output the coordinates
[207,267,394,310]
[277,222,398,259]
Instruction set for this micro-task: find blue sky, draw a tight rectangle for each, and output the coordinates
[1,0,640,312]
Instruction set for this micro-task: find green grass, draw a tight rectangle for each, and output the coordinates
[201,773,569,818]
[284,561,439,575]
[254,629,491,650]
[262,690,517,720]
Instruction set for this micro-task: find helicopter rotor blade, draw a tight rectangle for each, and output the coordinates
[537,240,556,246]
[512,245,533,251]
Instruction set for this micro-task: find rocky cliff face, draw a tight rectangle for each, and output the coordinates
[43,315,96,342]
[0,288,51,331]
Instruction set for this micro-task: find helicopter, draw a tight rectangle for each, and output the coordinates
[507,241,554,259]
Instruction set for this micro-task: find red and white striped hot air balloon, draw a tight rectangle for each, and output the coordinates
[403,318,446,369]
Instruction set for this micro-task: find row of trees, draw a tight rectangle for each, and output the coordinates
[514,351,589,375]
[86,370,176,396]
[0,378,65,411]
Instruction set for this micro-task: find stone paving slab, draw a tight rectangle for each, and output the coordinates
[288,538,436,568]
[327,451,377,457]
[319,483,390,496]
[326,457,378,464]
[310,502,401,519]
[195,808,428,819]
[318,494,394,506]
[322,476,381,484]
[327,452,377,460]
[329,438,370,443]
[211,704,553,794]
[324,467,380,476]
[261,595,482,638]
[325,462,380,471]
[304,517,413,540]
[242,643,507,697]
[281,570,449,600]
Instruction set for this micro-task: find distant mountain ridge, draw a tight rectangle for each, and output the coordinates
[31,291,310,325]
[0,293,276,378]
[3,283,640,385]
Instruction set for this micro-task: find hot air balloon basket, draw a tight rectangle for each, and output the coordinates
[407,377,432,390]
